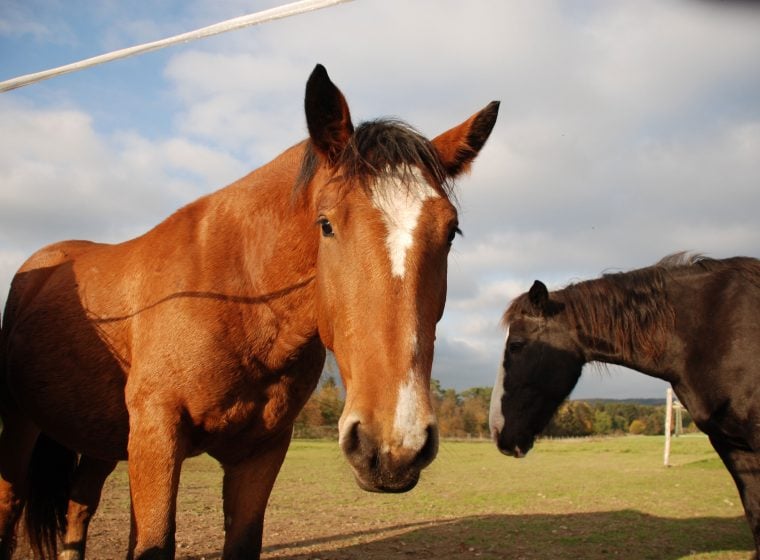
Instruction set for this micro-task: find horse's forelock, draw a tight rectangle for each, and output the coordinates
[294,119,455,203]
[502,293,532,328]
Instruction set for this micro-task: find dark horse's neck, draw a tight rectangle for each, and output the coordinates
[560,254,760,388]
[558,265,681,382]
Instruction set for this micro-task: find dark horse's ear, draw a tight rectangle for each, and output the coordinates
[528,280,564,317]
[431,101,500,177]
[528,280,550,314]
[305,64,354,164]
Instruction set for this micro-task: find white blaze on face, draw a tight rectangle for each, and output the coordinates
[393,369,431,450]
[489,328,509,440]
[370,168,439,278]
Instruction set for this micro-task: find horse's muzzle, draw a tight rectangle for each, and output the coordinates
[340,419,438,493]
[495,430,533,459]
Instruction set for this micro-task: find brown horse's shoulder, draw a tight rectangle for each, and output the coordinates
[4,240,104,326]
[18,239,102,273]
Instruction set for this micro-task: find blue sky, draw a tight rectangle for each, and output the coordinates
[1,0,759,398]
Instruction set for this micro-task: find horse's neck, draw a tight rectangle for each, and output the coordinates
[569,280,681,383]
[145,145,321,343]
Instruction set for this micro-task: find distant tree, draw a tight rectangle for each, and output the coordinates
[543,401,594,438]
[628,419,646,435]
[593,409,613,435]
[438,388,465,438]
[430,378,445,403]
[460,387,491,438]
[643,411,665,435]
[293,374,344,438]
[317,376,343,426]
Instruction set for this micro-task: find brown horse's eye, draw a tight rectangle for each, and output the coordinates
[318,218,334,238]
[508,340,525,354]
[448,226,462,245]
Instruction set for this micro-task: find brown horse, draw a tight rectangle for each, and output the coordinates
[0,64,499,559]
[490,254,760,556]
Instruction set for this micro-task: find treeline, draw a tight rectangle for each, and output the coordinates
[293,376,695,439]
[542,400,694,438]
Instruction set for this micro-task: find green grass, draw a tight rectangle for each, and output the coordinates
[82,435,753,559]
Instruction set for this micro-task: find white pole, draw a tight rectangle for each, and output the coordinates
[675,402,683,436]
[664,387,673,467]
[0,0,353,93]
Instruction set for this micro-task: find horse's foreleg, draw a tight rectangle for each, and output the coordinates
[125,495,137,560]
[0,416,39,560]
[126,405,184,560]
[221,429,292,560]
[709,435,760,558]
[58,456,118,560]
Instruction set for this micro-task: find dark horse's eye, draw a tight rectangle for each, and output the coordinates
[508,340,525,354]
[447,226,462,246]
[318,218,334,238]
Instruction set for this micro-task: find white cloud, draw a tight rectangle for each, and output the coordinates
[0,98,247,310]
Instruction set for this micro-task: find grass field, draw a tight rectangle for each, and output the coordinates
[35,435,754,559]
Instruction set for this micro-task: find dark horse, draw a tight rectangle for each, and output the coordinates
[489,253,760,556]
[0,65,499,559]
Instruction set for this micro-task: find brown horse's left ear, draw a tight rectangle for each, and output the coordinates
[432,101,500,177]
[305,64,354,163]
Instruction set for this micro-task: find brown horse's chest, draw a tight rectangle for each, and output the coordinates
[184,339,326,460]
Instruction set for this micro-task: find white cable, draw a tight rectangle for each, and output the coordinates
[0,0,353,93]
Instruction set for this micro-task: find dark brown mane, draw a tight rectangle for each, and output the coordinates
[295,119,454,200]
[505,253,760,363]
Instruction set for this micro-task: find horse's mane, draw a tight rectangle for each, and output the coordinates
[294,119,454,200]
[505,252,760,363]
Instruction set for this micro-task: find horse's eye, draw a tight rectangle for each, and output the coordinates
[318,218,334,238]
[447,226,462,246]
[508,340,525,354]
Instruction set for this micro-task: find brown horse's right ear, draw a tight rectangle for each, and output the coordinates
[432,101,500,177]
[305,64,354,164]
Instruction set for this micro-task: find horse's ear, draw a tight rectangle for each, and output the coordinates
[304,64,354,164]
[529,280,565,317]
[431,101,500,178]
[528,280,550,314]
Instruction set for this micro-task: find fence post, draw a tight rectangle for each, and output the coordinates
[663,387,673,467]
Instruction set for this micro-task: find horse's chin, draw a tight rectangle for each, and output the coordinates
[496,433,535,458]
[498,445,527,458]
[352,470,421,494]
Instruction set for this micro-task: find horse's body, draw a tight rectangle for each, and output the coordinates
[0,65,499,559]
[489,253,760,555]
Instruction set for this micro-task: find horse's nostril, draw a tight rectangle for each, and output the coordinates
[413,424,439,469]
[341,419,362,455]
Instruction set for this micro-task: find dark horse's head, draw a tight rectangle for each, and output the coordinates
[489,280,584,457]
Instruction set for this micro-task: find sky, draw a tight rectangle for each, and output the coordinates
[1,0,759,399]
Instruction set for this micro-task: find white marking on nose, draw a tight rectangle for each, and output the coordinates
[489,328,509,440]
[338,411,362,448]
[393,369,430,450]
[371,169,439,278]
